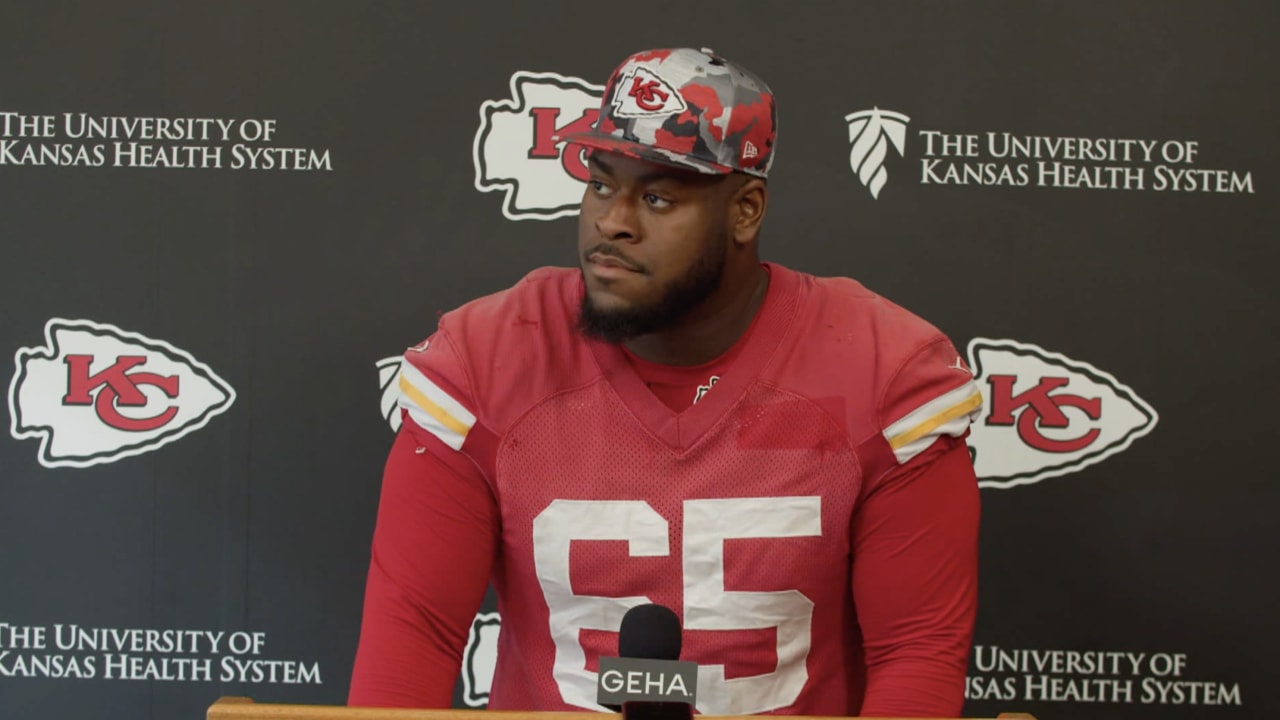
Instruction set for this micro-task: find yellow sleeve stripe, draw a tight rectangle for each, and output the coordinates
[887,389,983,450]
[394,360,477,452]
[399,374,471,437]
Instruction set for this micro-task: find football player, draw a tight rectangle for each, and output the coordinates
[349,47,982,718]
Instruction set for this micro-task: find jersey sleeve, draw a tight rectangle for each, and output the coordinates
[876,335,983,474]
[348,331,500,708]
[851,335,983,718]
[396,334,480,458]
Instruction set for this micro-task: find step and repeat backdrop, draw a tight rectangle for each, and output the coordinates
[1,2,1275,719]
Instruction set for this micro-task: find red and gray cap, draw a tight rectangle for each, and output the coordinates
[563,47,777,178]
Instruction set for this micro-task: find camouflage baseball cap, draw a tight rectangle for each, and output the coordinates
[563,47,777,178]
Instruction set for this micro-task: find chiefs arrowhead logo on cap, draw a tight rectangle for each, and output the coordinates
[611,66,686,118]
[964,337,1158,489]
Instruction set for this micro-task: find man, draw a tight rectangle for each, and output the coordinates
[349,48,982,718]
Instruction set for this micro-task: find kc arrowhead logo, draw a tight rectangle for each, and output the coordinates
[8,318,236,468]
[473,71,606,221]
[611,67,686,118]
[965,338,1158,489]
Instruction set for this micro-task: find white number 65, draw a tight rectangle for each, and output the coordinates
[532,497,822,715]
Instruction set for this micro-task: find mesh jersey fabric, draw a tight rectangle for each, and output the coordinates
[349,262,983,717]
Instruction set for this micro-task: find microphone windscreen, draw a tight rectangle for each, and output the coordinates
[618,603,682,660]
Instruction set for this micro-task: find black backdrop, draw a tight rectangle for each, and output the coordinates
[1,2,1275,719]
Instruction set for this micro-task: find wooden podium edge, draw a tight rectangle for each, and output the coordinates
[208,697,1037,720]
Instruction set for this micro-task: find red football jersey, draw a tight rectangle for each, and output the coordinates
[350,263,982,717]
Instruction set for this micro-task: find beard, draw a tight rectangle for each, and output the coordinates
[577,239,726,345]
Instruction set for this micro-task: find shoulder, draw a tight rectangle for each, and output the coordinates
[777,267,957,396]
[398,266,597,442]
[412,265,581,365]
[437,266,579,339]
[771,266,982,471]
[806,271,947,354]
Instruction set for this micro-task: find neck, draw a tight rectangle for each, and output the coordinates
[623,263,769,366]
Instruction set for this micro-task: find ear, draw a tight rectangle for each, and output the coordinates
[729,178,768,246]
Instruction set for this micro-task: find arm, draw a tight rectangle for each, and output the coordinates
[853,336,983,717]
[349,335,500,708]
[852,438,979,718]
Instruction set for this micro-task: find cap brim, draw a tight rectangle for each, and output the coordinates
[561,132,734,176]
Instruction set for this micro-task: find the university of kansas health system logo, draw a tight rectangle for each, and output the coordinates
[8,318,236,468]
[377,354,403,433]
[845,108,911,199]
[965,338,1158,489]
[842,107,1254,196]
[472,71,605,221]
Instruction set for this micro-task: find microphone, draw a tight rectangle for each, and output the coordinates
[620,602,682,661]
[597,604,698,719]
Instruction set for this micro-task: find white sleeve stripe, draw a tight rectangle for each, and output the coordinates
[398,360,477,428]
[403,405,468,451]
[884,380,981,441]
[882,380,983,464]
[889,415,973,465]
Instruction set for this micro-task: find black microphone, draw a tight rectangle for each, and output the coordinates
[620,603,682,661]
[597,604,698,719]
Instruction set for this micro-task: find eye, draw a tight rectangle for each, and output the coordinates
[588,179,615,197]
[645,193,672,209]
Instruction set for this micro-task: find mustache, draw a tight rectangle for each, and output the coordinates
[583,244,648,274]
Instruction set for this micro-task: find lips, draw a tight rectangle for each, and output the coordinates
[587,253,641,273]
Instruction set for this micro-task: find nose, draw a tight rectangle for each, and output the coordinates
[594,194,639,242]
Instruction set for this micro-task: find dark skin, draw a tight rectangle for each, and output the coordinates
[577,151,770,366]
